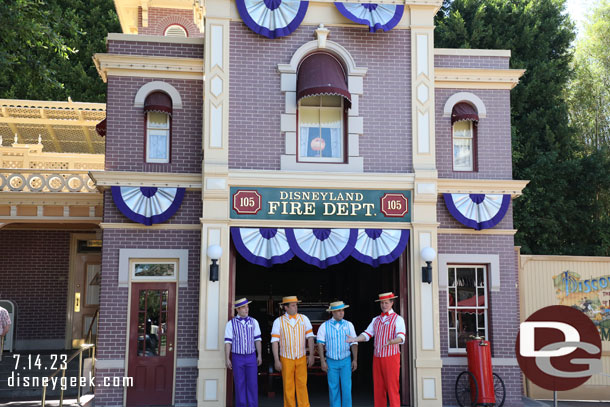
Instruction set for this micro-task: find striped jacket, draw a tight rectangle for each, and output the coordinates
[362,310,406,358]
[317,318,357,360]
[270,313,314,360]
[224,316,261,355]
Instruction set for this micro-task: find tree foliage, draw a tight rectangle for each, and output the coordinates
[435,0,585,254]
[0,0,119,102]
[567,0,610,150]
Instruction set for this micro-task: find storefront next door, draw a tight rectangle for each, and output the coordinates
[127,282,176,406]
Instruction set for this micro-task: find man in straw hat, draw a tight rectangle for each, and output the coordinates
[271,296,315,407]
[224,298,262,407]
[317,301,358,407]
[346,292,406,407]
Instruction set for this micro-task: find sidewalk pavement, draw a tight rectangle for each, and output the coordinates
[524,396,610,406]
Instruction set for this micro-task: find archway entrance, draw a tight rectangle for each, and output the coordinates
[227,238,411,406]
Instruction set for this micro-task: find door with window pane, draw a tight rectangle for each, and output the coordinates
[127,282,176,406]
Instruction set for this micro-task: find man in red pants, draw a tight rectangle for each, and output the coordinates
[347,292,405,407]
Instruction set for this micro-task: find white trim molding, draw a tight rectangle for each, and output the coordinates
[438,253,500,292]
[277,33,368,172]
[134,81,184,109]
[442,92,487,118]
[118,248,189,287]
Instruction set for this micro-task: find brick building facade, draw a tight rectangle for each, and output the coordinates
[87,1,527,406]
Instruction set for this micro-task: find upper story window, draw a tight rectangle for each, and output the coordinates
[296,53,351,163]
[144,92,172,163]
[164,24,188,37]
[451,102,479,172]
[447,265,488,353]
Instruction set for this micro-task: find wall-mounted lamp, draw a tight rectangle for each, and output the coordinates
[421,247,436,284]
[207,244,223,282]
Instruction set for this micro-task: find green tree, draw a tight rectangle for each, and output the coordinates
[0,0,119,102]
[567,0,610,150]
[435,0,579,254]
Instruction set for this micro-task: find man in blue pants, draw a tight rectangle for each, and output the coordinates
[317,301,358,407]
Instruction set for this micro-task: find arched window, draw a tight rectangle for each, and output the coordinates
[296,53,351,163]
[144,92,172,163]
[451,102,478,171]
[164,24,188,37]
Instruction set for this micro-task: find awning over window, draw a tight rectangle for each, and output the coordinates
[144,92,172,115]
[451,102,478,124]
[95,118,106,137]
[297,53,351,109]
[231,227,409,269]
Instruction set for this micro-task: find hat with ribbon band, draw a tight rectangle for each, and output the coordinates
[326,301,350,312]
[375,292,398,302]
[280,295,302,305]
[234,298,252,308]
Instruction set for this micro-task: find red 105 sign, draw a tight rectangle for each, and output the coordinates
[233,190,262,215]
[380,193,409,217]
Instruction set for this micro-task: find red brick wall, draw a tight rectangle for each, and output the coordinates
[437,234,523,405]
[138,7,203,37]
[0,230,70,340]
[108,40,203,59]
[435,54,509,69]
[436,88,513,179]
[105,76,203,173]
[229,22,412,173]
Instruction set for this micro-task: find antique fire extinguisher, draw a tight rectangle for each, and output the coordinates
[466,337,495,405]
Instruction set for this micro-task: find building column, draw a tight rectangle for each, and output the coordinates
[409,3,443,405]
[198,0,231,405]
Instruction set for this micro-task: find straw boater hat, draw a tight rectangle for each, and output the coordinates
[234,298,252,309]
[326,301,349,312]
[375,292,398,302]
[279,296,302,305]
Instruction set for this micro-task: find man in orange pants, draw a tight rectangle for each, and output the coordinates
[347,292,405,407]
[271,296,315,407]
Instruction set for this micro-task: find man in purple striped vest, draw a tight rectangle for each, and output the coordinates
[225,298,262,407]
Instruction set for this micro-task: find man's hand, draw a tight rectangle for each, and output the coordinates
[257,355,262,366]
[320,360,328,372]
[346,336,357,343]
[351,360,357,372]
[225,359,232,370]
[307,354,315,368]
[274,360,282,372]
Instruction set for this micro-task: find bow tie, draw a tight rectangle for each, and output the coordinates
[289,314,298,320]
[237,317,248,322]
[381,312,390,317]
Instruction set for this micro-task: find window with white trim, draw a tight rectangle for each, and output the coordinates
[447,265,489,352]
[452,120,474,171]
[131,259,177,281]
[298,95,344,162]
[146,112,170,163]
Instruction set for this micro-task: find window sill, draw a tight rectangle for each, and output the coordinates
[280,155,363,172]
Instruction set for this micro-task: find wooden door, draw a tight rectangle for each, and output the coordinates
[71,244,101,348]
[127,283,176,406]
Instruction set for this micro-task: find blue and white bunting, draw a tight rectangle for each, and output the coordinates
[111,186,185,226]
[231,228,294,268]
[334,2,404,32]
[352,229,410,267]
[235,0,309,39]
[443,193,511,230]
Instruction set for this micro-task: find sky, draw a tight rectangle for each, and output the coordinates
[565,0,595,38]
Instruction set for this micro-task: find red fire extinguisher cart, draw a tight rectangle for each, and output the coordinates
[455,337,506,407]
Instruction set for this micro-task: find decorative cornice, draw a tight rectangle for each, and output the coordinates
[100,223,200,230]
[435,48,511,58]
[107,33,204,45]
[437,179,529,198]
[0,192,102,206]
[93,53,204,82]
[435,68,526,90]
[228,169,415,190]
[438,228,517,236]
[89,171,202,190]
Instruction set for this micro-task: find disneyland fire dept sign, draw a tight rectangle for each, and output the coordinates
[230,187,411,222]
